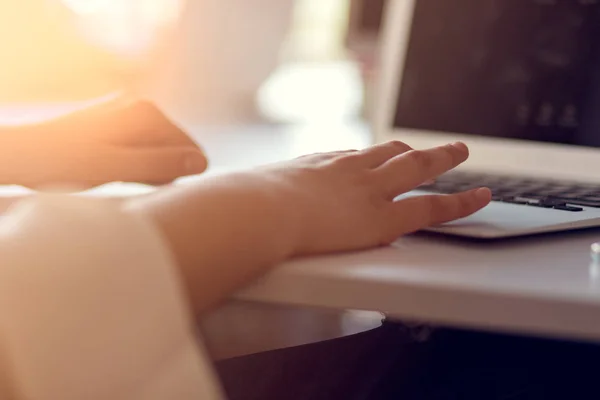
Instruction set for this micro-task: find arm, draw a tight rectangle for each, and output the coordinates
[127,141,492,315]
[0,195,225,399]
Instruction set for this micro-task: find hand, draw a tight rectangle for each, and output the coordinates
[128,140,490,312]
[7,99,208,189]
[263,140,491,255]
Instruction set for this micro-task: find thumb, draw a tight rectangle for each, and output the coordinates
[113,147,208,185]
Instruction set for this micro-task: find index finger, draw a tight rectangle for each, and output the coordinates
[386,188,491,237]
[375,142,469,197]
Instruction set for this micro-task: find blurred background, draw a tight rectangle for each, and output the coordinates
[0,0,390,353]
[0,0,391,354]
[0,0,387,127]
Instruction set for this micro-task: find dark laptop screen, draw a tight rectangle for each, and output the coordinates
[394,0,600,147]
[357,0,386,33]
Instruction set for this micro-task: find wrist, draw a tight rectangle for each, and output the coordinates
[259,168,318,258]
[121,172,302,312]
[252,173,303,262]
[192,171,301,265]
[124,170,301,270]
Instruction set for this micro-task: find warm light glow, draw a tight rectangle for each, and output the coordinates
[61,0,183,55]
[0,0,183,103]
[60,0,109,15]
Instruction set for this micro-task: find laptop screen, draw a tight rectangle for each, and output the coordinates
[394,0,600,148]
[355,0,386,33]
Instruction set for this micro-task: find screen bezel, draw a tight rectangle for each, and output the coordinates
[373,0,600,184]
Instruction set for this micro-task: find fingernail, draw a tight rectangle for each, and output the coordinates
[475,187,492,202]
[451,142,468,152]
[185,153,207,173]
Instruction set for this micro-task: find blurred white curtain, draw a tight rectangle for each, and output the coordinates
[61,0,182,56]
[149,0,295,123]
[0,0,297,124]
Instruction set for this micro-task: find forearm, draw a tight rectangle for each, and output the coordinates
[125,172,298,315]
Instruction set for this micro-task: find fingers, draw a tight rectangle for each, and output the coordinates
[57,99,201,149]
[375,142,469,196]
[356,141,413,168]
[47,98,202,149]
[388,188,491,237]
[107,147,208,185]
[111,101,202,148]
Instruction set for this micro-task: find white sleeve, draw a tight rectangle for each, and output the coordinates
[0,195,225,400]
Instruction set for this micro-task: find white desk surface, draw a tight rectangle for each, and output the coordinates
[239,231,600,343]
[5,123,600,343]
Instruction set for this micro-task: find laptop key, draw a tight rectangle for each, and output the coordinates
[565,200,600,208]
[529,203,554,209]
[539,198,567,207]
[554,205,584,212]
[501,198,529,205]
[433,173,600,211]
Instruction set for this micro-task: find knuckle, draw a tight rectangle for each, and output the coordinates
[354,170,376,189]
[368,188,387,207]
[440,144,456,160]
[316,153,336,163]
[389,140,407,147]
[388,140,411,152]
[331,152,363,167]
[442,143,467,164]
[296,164,324,179]
[432,193,471,223]
[422,195,446,224]
[297,152,335,164]
[407,150,433,169]
[344,149,360,153]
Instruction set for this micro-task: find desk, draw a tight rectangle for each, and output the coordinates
[192,124,600,344]
[239,231,600,343]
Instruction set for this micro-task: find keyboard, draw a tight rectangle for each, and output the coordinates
[421,172,600,213]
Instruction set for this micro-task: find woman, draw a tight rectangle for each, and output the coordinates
[1,2,592,399]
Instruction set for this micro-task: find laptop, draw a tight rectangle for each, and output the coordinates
[373,0,600,239]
